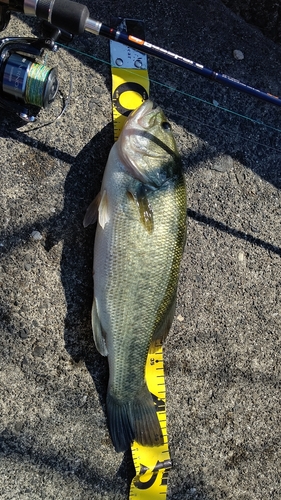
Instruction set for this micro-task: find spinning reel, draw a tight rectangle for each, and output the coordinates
[0,34,60,121]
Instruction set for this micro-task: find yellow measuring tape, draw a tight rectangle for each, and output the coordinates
[129,341,172,499]
[110,18,172,500]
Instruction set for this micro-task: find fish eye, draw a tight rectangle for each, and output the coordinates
[161,121,171,131]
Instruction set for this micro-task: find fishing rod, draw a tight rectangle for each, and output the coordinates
[90,22,281,108]
[0,0,281,108]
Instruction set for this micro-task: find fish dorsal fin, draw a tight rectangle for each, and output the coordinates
[83,190,110,229]
[127,184,154,234]
[83,192,101,227]
[98,189,110,229]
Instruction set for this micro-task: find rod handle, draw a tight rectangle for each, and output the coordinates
[36,0,88,34]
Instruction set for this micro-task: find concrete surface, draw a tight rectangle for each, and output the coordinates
[221,0,281,43]
[0,0,281,498]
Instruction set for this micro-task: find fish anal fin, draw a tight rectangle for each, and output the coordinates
[149,295,177,354]
[92,298,108,356]
[83,192,101,228]
[127,184,154,234]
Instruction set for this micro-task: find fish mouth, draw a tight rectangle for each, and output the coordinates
[117,100,170,185]
[129,100,162,129]
[129,99,154,120]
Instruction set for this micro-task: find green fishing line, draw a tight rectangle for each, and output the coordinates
[25,63,51,107]
[57,42,281,140]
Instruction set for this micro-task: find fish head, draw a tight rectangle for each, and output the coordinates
[117,100,180,187]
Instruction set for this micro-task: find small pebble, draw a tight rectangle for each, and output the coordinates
[24,262,31,272]
[19,329,29,339]
[211,155,233,172]
[238,251,245,261]
[233,49,244,60]
[31,230,42,241]
[80,395,88,406]
[33,345,44,357]
[238,251,247,268]
[235,170,245,185]
[21,357,28,366]
[189,488,197,495]
[177,314,184,322]
[14,421,24,432]
[93,86,103,95]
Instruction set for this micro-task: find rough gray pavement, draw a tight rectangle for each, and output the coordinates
[222,0,281,43]
[1,1,281,499]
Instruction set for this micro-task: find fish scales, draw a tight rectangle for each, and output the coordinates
[98,178,185,398]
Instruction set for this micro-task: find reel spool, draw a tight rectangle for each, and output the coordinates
[2,52,58,108]
[0,36,59,121]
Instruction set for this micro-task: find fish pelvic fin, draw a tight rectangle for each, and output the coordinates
[106,384,164,452]
[83,190,110,229]
[98,189,110,229]
[83,192,101,227]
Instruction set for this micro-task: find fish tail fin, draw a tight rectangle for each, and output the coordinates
[106,384,164,453]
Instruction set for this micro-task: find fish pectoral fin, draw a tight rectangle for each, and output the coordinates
[127,184,154,234]
[149,294,177,354]
[83,192,101,227]
[92,298,108,356]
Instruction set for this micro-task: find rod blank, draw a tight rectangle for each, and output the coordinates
[86,20,281,108]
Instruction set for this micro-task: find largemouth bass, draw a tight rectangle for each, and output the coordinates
[84,100,186,452]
